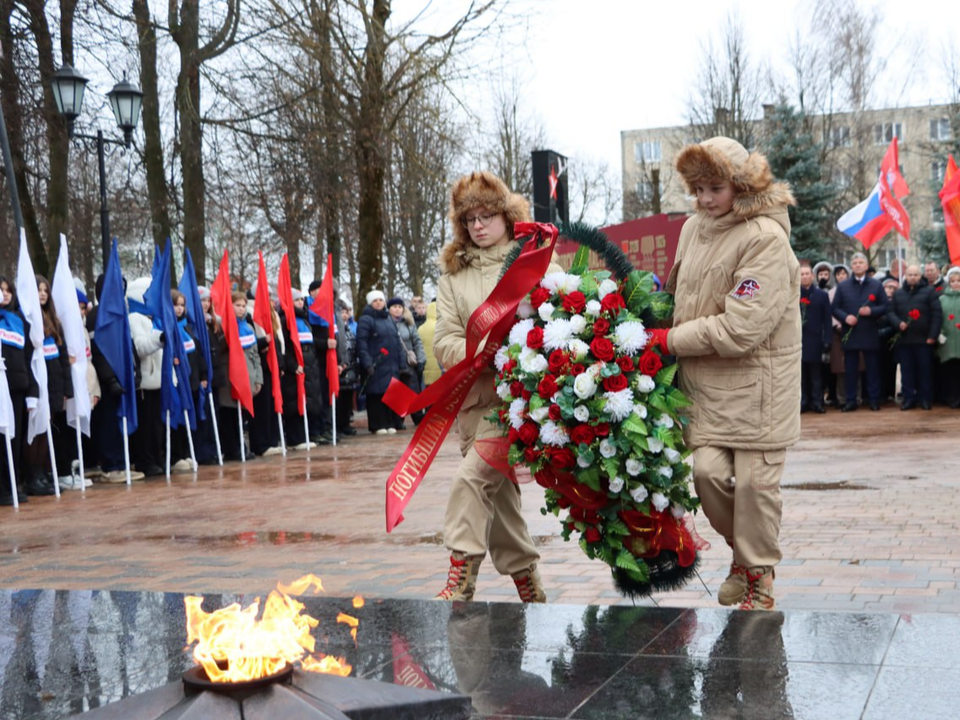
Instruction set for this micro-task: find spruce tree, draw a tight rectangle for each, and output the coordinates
[763,104,837,262]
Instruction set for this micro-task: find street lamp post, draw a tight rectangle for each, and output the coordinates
[50,65,143,269]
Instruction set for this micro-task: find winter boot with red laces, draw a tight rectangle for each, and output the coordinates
[435,552,483,601]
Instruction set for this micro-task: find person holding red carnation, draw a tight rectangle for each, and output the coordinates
[432,171,561,603]
[886,264,942,410]
[647,137,801,611]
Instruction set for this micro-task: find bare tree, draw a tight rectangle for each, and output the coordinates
[567,155,620,226]
[480,72,546,197]
[686,10,766,148]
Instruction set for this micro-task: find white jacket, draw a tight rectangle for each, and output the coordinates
[127,277,164,391]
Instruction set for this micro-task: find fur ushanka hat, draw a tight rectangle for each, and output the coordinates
[675,136,795,218]
[440,171,531,274]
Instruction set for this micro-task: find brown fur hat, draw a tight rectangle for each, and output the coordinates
[675,137,795,218]
[440,171,531,274]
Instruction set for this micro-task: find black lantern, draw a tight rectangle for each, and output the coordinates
[49,65,89,128]
[107,76,143,147]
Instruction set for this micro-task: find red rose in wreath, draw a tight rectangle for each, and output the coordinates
[562,291,587,314]
[569,424,595,446]
[510,381,524,398]
[603,373,629,392]
[591,336,615,362]
[570,363,586,376]
[530,286,551,309]
[523,447,540,463]
[601,293,626,314]
[538,374,559,398]
[527,327,544,349]
[638,350,663,376]
[594,422,610,437]
[617,356,635,373]
[548,349,567,375]
[518,422,539,446]
[585,527,602,543]
[548,446,576,468]
[592,318,610,336]
[548,404,562,421]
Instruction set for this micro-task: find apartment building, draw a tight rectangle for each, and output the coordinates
[621,103,957,265]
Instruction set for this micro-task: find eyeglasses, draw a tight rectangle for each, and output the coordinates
[461,212,499,229]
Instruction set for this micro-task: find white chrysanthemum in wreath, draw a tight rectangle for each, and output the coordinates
[508,398,527,430]
[495,346,510,372]
[603,388,635,421]
[613,320,648,355]
[539,421,570,447]
[519,348,548,374]
[541,272,582,295]
[543,318,573,351]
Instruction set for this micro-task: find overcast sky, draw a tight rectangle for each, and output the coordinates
[412,0,956,174]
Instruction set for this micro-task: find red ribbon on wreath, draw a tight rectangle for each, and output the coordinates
[382,223,558,532]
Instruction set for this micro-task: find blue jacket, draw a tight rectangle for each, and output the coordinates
[831,275,888,351]
[800,285,831,363]
[356,305,402,396]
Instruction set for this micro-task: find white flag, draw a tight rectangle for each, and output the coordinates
[16,229,50,444]
[52,235,92,436]
[0,357,14,439]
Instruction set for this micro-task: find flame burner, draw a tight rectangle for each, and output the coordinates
[76,665,471,719]
[182,662,295,698]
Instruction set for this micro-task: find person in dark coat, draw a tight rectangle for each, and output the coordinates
[193,287,222,465]
[169,289,209,471]
[831,252,887,411]
[878,278,901,403]
[355,290,402,434]
[887,264,942,410]
[335,302,359,436]
[280,290,324,448]
[799,263,831,413]
[0,275,40,505]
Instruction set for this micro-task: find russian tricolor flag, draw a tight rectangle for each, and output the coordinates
[836,183,893,249]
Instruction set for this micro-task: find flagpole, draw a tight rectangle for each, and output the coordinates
[46,424,60,498]
[209,394,223,465]
[897,235,904,284]
[75,423,85,494]
[331,394,337,446]
[165,410,171,480]
[277,412,286,456]
[303,395,310,449]
[4,434,16,510]
[238,405,245,462]
[184,410,198,472]
[122,417,132,485]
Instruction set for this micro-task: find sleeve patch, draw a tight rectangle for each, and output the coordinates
[731,278,761,300]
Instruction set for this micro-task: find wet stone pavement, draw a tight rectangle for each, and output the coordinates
[1,591,959,719]
[1,407,960,717]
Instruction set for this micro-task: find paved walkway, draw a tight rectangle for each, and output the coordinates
[1,407,959,614]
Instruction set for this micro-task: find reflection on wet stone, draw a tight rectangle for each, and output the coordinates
[2,591,960,718]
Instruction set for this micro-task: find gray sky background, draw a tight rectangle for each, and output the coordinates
[407,0,956,175]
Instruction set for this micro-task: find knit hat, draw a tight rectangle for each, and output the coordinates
[387,296,405,308]
[197,286,210,300]
[366,289,385,305]
[882,278,900,288]
[291,289,304,301]
[946,267,960,281]
[76,288,89,305]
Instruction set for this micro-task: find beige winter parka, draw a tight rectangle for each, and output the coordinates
[666,139,801,451]
[435,243,562,440]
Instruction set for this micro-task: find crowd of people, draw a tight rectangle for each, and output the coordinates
[0,266,439,506]
[801,257,960,413]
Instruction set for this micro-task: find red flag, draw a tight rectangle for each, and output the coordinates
[210,250,254,414]
[307,254,339,399]
[881,137,911,198]
[253,252,282,414]
[277,254,305,415]
[878,138,911,241]
[941,155,960,266]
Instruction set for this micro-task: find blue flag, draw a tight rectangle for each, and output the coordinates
[179,248,212,421]
[143,240,195,430]
[94,240,138,435]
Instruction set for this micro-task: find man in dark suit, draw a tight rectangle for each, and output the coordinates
[887,265,942,410]
[799,262,831,413]
[831,252,888,411]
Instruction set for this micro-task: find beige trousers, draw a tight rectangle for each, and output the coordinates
[443,382,540,576]
[692,446,785,569]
